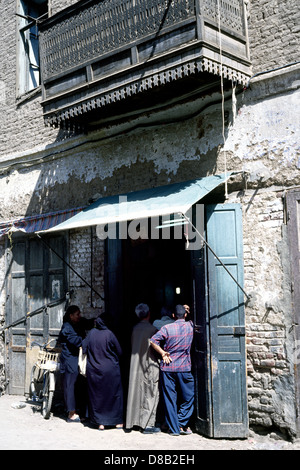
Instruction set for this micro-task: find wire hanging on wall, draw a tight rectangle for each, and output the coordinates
[216,0,228,199]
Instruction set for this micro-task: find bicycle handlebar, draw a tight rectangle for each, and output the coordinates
[31,338,57,350]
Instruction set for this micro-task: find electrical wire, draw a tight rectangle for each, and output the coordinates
[216,0,228,199]
[181,212,250,300]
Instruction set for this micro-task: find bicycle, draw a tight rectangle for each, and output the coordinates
[29,339,60,419]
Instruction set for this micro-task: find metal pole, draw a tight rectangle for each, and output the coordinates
[0,297,66,334]
[36,234,104,301]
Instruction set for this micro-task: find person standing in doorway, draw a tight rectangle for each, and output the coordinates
[58,305,93,422]
[153,306,174,330]
[150,304,194,436]
[82,314,123,430]
[126,303,161,434]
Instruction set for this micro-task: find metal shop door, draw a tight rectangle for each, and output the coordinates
[5,234,67,395]
[193,203,248,438]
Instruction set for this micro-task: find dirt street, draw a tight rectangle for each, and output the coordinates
[0,394,299,452]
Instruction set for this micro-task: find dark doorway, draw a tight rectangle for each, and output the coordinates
[122,235,192,323]
[111,232,193,421]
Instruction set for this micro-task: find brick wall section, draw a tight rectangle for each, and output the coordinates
[0,2,64,161]
[68,228,105,317]
[248,0,300,73]
[50,0,78,16]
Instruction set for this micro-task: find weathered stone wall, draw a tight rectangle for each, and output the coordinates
[0,0,299,435]
[50,0,78,16]
[225,67,300,436]
[238,189,295,434]
[248,0,300,73]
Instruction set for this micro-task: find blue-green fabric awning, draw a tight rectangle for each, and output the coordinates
[42,173,232,233]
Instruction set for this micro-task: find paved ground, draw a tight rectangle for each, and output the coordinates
[0,394,299,453]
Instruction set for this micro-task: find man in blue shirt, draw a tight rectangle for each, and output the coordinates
[150,305,194,436]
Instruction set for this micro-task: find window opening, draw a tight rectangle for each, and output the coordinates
[16,0,48,96]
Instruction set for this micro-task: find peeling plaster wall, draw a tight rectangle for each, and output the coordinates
[0,92,229,218]
[1,70,299,216]
[225,72,300,186]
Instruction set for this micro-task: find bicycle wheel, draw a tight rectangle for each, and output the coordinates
[41,372,55,419]
[30,364,43,401]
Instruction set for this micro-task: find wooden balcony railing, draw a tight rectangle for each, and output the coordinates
[39,0,251,127]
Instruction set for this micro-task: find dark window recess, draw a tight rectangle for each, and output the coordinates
[16,0,48,95]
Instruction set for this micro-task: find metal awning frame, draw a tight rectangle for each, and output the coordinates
[180,213,250,300]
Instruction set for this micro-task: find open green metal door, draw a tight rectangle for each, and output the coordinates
[206,203,248,438]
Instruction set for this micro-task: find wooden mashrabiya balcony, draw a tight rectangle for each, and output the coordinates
[39,0,251,127]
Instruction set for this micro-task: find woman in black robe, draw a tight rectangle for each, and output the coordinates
[82,315,123,430]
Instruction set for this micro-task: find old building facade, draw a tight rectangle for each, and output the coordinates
[0,0,299,439]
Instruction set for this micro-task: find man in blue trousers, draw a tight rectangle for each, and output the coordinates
[150,304,194,436]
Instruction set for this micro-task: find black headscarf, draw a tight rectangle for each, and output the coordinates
[95,315,108,331]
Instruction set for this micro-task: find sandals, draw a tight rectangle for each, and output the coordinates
[67,413,81,423]
[98,424,123,430]
[180,426,192,435]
